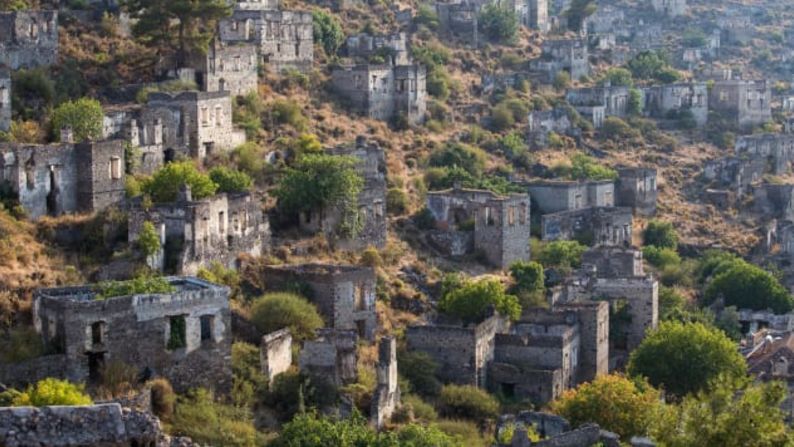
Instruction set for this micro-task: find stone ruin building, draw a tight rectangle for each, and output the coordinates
[565,83,630,128]
[344,32,411,66]
[0,277,232,393]
[188,40,259,97]
[127,186,270,275]
[527,107,574,148]
[0,10,58,69]
[299,329,359,386]
[0,139,126,219]
[0,68,10,133]
[718,16,753,46]
[218,1,313,73]
[371,336,400,428]
[642,82,709,127]
[531,39,590,83]
[736,133,794,176]
[331,64,427,125]
[581,246,644,278]
[435,1,479,47]
[745,331,794,422]
[752,183,794,222]
[541,206,633,246]
[298,138,387,250]
[616,167,658,216]
[525,180,615,215]
[497,0,548,31]
[260,328,292,385]
[487,302,609,405]
[650,0,686,17]
[425,186,531,269]
[496,411,653,447]
[260,264,378,341]
[709,80,772,130]
[703,155,765,203]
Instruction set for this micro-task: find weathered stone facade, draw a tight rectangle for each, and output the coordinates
[565,84,631,124]
[527,108,573,148]
[405,314,509,387]
[0,140,126,219]
[260,328,292,385]
[299,138,387,250]
[541,206,632,246]
[260,264,377,340]
[190,40,259,96]
[371,336,400,428]
[299,329,358,386]
[581,246,644,279]
[703,156,765,198]
[642,82,708,127]
[709,80,772,130]
[616,167,657,216]
[524,180,615,214]
[218,9,313,73]
[331,64,427,125]
[426,186,531,269]
[0,68,10,133]
[531,39,590,83]
[752,183,794,221]
[0,10,58,69]
[736,134,794,176]
[345,32,410,65]
[128,189,269,275]
[30,277,232,393]
[651,0,686,16]
[435,1,479,47]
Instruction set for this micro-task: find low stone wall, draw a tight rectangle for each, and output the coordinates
[0,354,67,388]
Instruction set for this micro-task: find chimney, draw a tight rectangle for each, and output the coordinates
[60,126,74,144]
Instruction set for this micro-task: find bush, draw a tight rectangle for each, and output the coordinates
[312,10,344,55]
[231,341,268,407]
[98,360,137,397]
[642,246,680,268]
[250,292,324,341]
[137,221,161,257]
[439,384,499,421]
[12,68,55,120]
[567,154,617,180]
[398,350,443,397]
[403,394,438,421]
[643,220,678,249]
[601,67,634,87]
[490,104,516,131]
[600,116,641,140]
[359,247,382,267]
[439,276,521,323]
[387,188,408,215]
[142,161,218,203]
[171,388,262,447]
[149,378,176,421]
[537,240,586,269]
[50,97,104,142]
[11,378,92,406]
[479,4,518,44]
[509,261,544,294]
[232,142,267,177]
[0,326,45,363]
[93,276,174,300]
[553,71,571,91]
[209,166,253,193]
[703,260,793,314]
[270,100,307,130]
[428,142,487,177]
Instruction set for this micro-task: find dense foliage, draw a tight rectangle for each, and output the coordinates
[438,384,500,421]
[142,161,218,203]
[7,378,92,406]
[50,97,104,142]
[312,10,344,56]
[438,274,521,323]
[703,258,794,313]
[137,221,161,257]
[94,276,175,300]
[478,4,518,44]
[170,388,262,446]
[643,220,678,249]
[209,166,253,194]
[250,292,324,341]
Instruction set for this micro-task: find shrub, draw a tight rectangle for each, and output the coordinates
[499,132,527,161]
[601,67,634,87]
[11,68,55,120]
[439,384,499,421]
[270,100,307,130]
[509,261,544,294]
[439,277,521,323]
[359,247,382,267]
[387,187,409,215]
[50,97,104,142]
[171,388,262,447]
[428,142,487,177]
[231,341,268,407]
[490,104,516,130]
[197,261,240,293]
[479,4,518,44]
[553,71,571,91]
[643,220,678,249]
[312,10,344,55]
[403,394,438,421]
[642,246,680,268]
[149,378,176,421]
[0,326,45,363]
[250,292,324,341]
[94,276,175,300]
[414,207,436,230]
[232,142,267,177]
[98,360,137,398]
[600,116,641,140]
[11,378,92,406]
[137,221,161,257]
[142,161,217,203]
[398,350,443,397]
[568,154,617,180]
[209,166,253,193]
[537,240,586,269]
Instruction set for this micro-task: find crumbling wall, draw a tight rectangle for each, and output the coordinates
[0,11,59,69]
[299,329,358,386]
[709,80,772,130]
[616,168,657,216]
[260,328,292,385]
[581,247,644,278]
[0,69,10,133]
[371,336,400,428]
[541,207,633,246]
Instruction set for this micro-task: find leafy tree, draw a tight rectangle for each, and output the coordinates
[537,240,587,270]
[681,29,707,48]
[568,154,618,180]
[627,51,680,83]
[11,68,55,120]
[250,292,324,341]
[550,374,662,439]
[627,321,746,398]
[438,384,500,421]
[137,221,161,257]
[11,378,92,406]
[703,260,793,314]
[398,350,443,397]
[50,97,104,142]
[428,142,487,177]
[123,0,231,66]
[643,220,678,249]
[650,378,793,447]
[438,277,521,323]
[564,0,596,32]
[273,154,364,237]
[142,161,218,203]
[479,4,518,44]
[231,342,267,408]
[628,88,643,115]
[209,166,253,193]
[509,261,544,294]
[94,276,175,300]
[312,10,344,56]
[642,246,680,268]
[553,71,571,91]
[601,67,634,87]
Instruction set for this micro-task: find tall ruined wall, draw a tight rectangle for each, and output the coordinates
[0,11,59,69]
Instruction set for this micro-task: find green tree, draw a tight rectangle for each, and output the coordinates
[250,292,324,341]
[11,378,92,406]
[650,378,793,447]
[564,0,596,32]
[642,246,681,268]
[479,4,518,44]
[50,97,104,142]
[703,260,794,314]
[273,154,364,237]
[553,71,571,90]
[643,219,678,249]
[312,10,344,56]
[537,240,587,270]
[509,261,544,294]
[602,67,634,87]
[439,384,500,421]
[568,154,618,180]
[398,350,443,397]
[439,276,521,323]
[627,51,680,83]
[550,374,662,439]
[428,142,487,177]
[627,321,746,398]
[137,221,161,257]
[209,166,253,193]
[142,161,218,203]
[628,88,643,115]
[123,0,231,66]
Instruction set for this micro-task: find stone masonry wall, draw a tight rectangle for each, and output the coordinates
[260,328,292,385]
[0,69,10,133]
[0,11,58,69]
